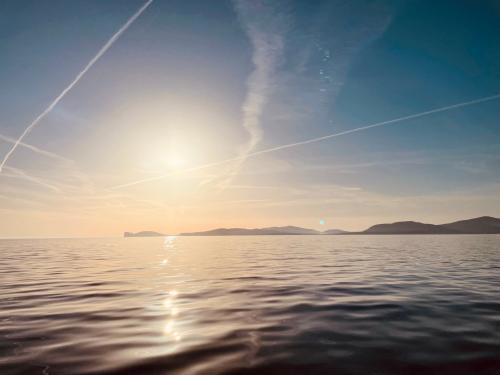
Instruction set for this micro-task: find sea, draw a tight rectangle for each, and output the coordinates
[1,235,500,374]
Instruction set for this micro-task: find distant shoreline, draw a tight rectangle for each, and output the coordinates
[123,232,500,237]
[125,216,500,237]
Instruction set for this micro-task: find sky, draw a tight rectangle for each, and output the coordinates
[0,0,499,237]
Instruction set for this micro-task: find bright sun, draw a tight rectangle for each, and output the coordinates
[145,142,193,173]
[165,154,187,170]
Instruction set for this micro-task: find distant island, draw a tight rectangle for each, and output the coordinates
[124,216,500,237]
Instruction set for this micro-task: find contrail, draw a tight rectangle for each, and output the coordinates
[0,0,153,173]
[110,93,500,190]
[0,133,71,162]
[2,166,61,192]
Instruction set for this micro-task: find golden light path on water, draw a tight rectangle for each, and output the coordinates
[161,236,182,344]
[2,236,500,374]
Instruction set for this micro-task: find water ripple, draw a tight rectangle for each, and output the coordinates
[1,235,500,374]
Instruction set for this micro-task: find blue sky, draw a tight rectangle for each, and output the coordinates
[0,0,499,236]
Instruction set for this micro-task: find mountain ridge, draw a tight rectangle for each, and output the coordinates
[441,216,500,234]
[124,231,165,237]
[180,226,320,236]
[361,221,457,235]
[354,216,500,235]
[124,216,500,237]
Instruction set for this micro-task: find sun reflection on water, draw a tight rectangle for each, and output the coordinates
[162,290,181,342]
[163,320,174,334]
[163,236,177,249]
[159,236,183,344]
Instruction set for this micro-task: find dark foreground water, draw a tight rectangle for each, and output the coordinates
[1,235,500,375]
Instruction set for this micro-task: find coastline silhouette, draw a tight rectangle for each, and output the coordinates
[125,216,500,237]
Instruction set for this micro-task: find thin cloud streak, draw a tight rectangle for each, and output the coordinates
[233,0,285,155]
[0,0,153,173]
[208,0,286,188]
[0,132,106,196]
[2,166,62,193]
[111,93,500,190]
[0,133,71,162]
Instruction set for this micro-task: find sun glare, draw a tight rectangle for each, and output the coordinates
[165,155,187,170]
[151,149,189,172]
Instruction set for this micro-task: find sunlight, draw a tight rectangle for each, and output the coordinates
[161,288,182,343]
[142,144,192,174]
[2,0,499,373]
[163,320,174,334]
[164,153,187,171]
[148,147,189,172]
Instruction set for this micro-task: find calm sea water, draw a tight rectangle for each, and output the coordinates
[1,235,500,375]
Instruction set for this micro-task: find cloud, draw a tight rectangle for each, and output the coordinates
[234,0,286,151]
[1,166,62,193]
[204,0,288,189]
[0,144,97,197]
[268,1,394,133]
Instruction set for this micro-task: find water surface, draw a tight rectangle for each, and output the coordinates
[1,235,500,374]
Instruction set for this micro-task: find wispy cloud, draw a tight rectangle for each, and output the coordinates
[269,1,393,131]
[2,166,62,193]
[0,131,97,196]
[0,0,153,173]
[234,0,286,153]
[205,0,288,189]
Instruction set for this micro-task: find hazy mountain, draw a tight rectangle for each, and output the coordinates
[127,217,500,237]
[259,226,320,235]
[322,229,348,235]
[181,228,253,236]
[360,216,500,234]
[181,226,320,236]
[441,216,500,234]
[363,221,457,234]
[124,231,165,237]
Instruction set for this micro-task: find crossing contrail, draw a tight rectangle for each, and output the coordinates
[110,93,500,190]
[0,133,71,162]
[3,166,62,192]
[0,0,153,173]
